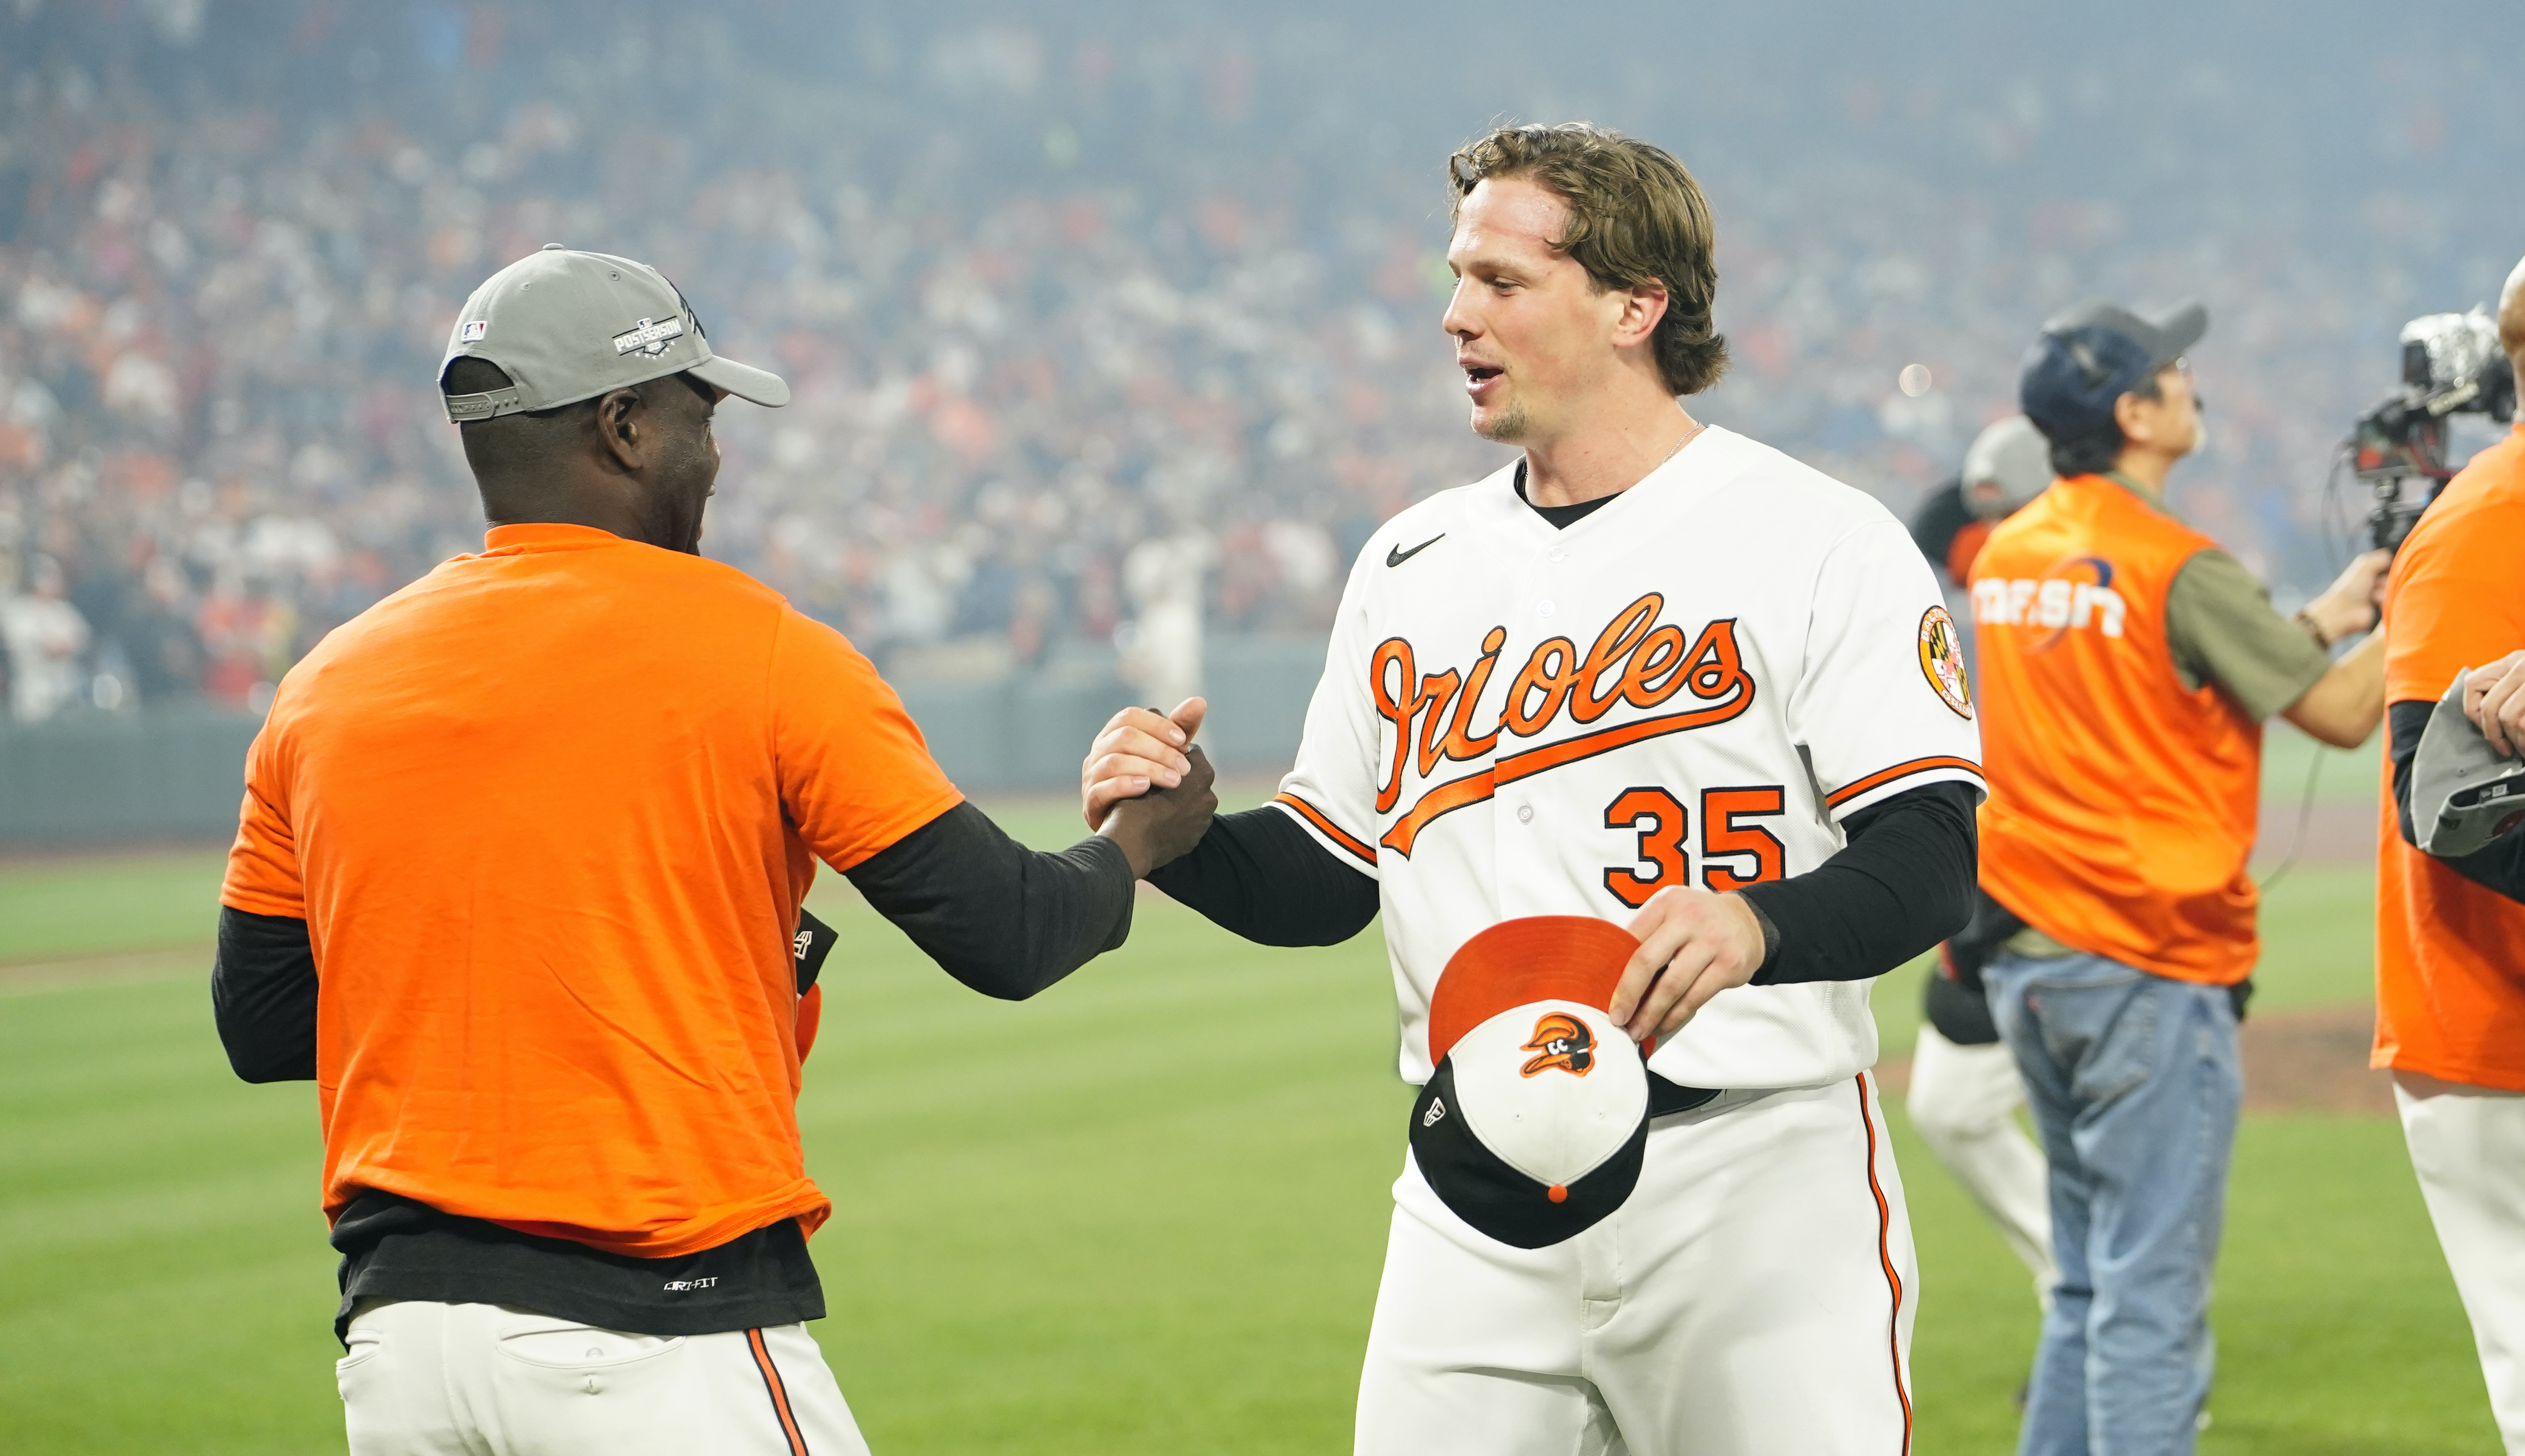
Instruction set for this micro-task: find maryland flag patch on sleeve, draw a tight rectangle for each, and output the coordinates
[1919,605,1973,719]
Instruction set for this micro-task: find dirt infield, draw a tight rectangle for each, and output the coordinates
[1878,1003,2395,1117]
[2238,1003,2396,1115]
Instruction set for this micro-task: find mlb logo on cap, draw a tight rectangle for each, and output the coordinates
[1409,917,1652,1249]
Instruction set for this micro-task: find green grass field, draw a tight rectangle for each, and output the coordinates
[0,787,2500,1454]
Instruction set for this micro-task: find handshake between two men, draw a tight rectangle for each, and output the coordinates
[1076,696,1776,1047]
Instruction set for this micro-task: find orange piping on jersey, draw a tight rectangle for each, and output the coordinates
[1855,1075,1914,1455]
[1823,756,1985,809]
[1275,791,1378,866]
[747,1328,811,1456]
[1379,768,1499,856]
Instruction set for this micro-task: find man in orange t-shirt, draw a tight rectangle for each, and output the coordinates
[211,247,1213,1456]
[2374,255,2525,1455]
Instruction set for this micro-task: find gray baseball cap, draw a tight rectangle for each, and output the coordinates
[439,245,790,423]
[2412,667,2525,858]
[1959,415,2053,517]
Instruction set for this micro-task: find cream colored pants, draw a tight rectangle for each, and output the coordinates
[337,1299,872,1456]
[1906,1021,2058,1308]
[1353,1076,1917,1456]
[2399,1080,2525,1454]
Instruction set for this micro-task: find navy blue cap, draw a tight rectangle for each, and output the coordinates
[2019,299,2207,441]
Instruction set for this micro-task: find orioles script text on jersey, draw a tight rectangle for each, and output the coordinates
[1370,594,1753,856]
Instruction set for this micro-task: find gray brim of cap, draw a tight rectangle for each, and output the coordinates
[2142,301,2208,369]
[2412,668,2525,858]
[691,354,791,408]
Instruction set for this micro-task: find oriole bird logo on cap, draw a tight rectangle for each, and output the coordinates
[1520,1012,1596,1077]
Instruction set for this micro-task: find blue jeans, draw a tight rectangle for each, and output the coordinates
[1983,952,2244,1456]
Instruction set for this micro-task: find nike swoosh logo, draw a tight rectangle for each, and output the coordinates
[1386,534,1445,568]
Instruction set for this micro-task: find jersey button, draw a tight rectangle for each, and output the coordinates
[1548,549,1566,563]
[1517,803,1534,824]
[1537,600,1556,617]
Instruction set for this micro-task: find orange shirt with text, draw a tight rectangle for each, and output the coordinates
[1969,476,2264,985]
[220,524,961,1256]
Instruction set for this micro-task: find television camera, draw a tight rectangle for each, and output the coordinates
[2350,307,2516,552]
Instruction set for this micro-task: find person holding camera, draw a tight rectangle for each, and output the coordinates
[1967,299,2388,1453]
[2375,256,2525,1455]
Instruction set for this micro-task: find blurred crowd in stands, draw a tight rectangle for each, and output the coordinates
[0,1,2508,720]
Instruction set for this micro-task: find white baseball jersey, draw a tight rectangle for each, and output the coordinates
[1274,425,1985,1091]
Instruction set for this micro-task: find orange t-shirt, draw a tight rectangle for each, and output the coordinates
[2373,426,2525,1090]
[1969,475,2263,985]
[220,523,962,1257]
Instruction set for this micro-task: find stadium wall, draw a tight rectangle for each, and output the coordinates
[0,635,1329,846]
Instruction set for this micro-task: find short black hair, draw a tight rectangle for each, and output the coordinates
[2048,427,2123,477]
[2041,368,2168,477]
[439,357,714,418]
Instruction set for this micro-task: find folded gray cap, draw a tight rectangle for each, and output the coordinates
[2412,667,2525,858]
[439,245,789,423]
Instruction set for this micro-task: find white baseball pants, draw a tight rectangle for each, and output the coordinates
[2398,1080,2525,1454]
[336,1299,871,1456]
[1905,1022,2058,1306]
[1354,1075,1917,1456]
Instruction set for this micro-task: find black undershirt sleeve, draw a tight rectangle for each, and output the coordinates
[211,783,1963,1084]
[2389,698,2525,901]
[212,906,319,1083]
[210,806,1124,1088]
[1148,805,1381,945]
[845,800,1137,999]
[1737,780,1980,984]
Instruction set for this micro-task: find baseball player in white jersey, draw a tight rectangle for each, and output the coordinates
[1083,122,1983,1455]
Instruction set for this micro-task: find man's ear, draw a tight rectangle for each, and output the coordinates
[1613,280,1670,351]
[2112,389,2152,442]
[593,387,645,474]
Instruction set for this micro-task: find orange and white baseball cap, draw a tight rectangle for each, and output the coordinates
[1408,916,1652,1249]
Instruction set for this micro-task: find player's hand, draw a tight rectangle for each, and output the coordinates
[1098,745,1218,877]
[1082,698,1207,830]
[1608,886,1768,1042]
[2464,650,2525,758]
[2305,549,2392,644]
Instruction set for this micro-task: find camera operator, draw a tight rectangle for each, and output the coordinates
[1968,299,2389,1453]
[2376,255,2525,1456]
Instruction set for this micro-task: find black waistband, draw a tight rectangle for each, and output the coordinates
[328,1190,822,1345]
[1648,1074,1722,1118]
